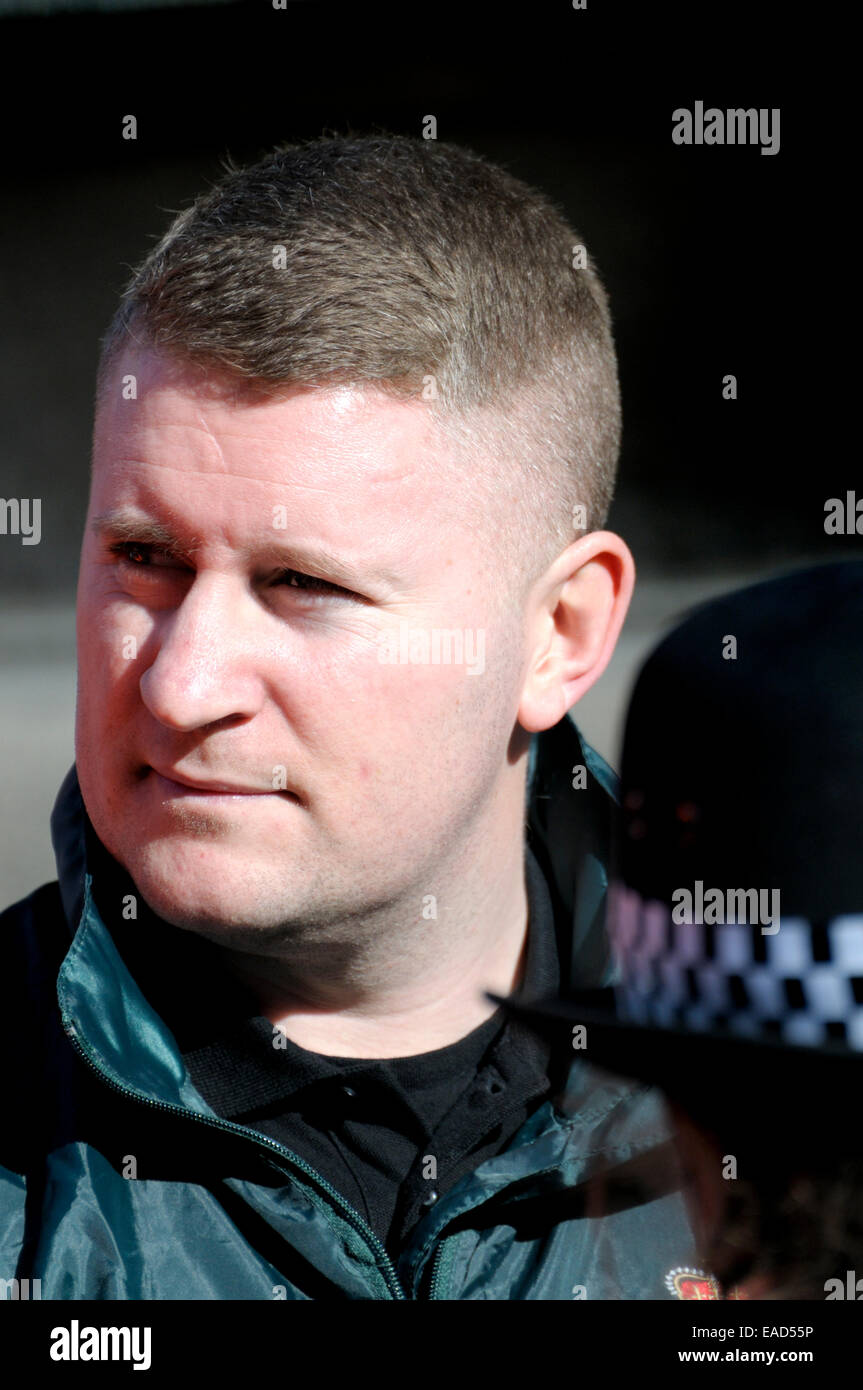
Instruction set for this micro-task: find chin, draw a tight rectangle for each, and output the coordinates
[120,841,284,937]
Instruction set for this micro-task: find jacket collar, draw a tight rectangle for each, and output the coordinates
[52,715,620,1115]
[526,713,619,991]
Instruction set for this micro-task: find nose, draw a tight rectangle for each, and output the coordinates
[139,574,266,731]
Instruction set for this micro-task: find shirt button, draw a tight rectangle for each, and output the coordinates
[422,1189,439,1207]
[342,1084,357,1098]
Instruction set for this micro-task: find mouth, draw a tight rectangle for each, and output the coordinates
[147,766,301,803]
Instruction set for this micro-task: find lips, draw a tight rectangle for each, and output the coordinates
[150,766,273,796]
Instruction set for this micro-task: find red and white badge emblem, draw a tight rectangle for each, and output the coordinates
[665,1267,748,1300]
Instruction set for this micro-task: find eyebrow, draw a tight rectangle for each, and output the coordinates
[91,509,204,556]
[89,506,392,589]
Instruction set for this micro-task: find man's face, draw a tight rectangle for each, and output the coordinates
[76,348,527,946]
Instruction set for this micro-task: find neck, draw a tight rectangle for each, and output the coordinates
[214,778,531,1059]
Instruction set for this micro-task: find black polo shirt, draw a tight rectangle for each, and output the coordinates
[88,827,568,1256]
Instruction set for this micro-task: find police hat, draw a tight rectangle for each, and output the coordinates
[494,561,863,1148]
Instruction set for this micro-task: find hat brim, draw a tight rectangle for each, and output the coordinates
[489,991,863,1144]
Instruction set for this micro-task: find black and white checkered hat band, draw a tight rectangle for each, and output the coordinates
[607,880,863,1050]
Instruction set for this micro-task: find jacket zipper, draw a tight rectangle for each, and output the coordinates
[426,1242,447,1298]
[64,1022,410,1300]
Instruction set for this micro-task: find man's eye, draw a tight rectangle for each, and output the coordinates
[273,569,349,598]
[108,543,354,602]
[109,541,177,569]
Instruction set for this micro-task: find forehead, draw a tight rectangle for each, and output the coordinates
[89,349,490,583]
[93,347,445,495]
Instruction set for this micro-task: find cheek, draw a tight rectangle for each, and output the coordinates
[78,607,148,707]
[78,566,148,657]
[350,664,504,812]
[282,647,489,810]
[315,638,490,736]
[76,599,155,762]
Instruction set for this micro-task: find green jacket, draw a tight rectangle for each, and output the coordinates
[0,715,697,1300]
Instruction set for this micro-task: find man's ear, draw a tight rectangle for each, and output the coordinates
[517,531,635,734]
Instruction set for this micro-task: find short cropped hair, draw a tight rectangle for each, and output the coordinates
[96,133,621,586]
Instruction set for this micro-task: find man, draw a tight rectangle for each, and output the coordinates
[0,133,697,1299]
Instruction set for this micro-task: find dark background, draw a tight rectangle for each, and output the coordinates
[1,0,854,594]
[0,0,852,904]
